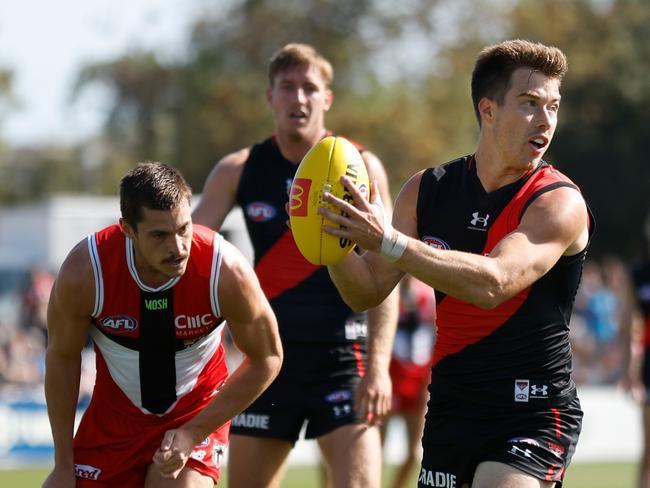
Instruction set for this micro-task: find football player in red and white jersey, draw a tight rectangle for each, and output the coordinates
[43,162,282,488]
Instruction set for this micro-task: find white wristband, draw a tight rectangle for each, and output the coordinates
[380,220,394,256]
[381,230,407,262]
[377,194,407,262]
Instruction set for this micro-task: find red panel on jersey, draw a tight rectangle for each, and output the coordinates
[255,230,319,301]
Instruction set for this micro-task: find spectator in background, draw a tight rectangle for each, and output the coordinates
[621,212,650,488]
[381,275,435,488]
[21,264,55,341]
[570,257,628,385]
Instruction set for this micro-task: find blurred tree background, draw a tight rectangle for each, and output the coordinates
[1,0,649,260]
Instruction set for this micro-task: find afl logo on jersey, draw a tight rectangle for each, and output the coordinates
[246,202,276,222]
[99,315,138,334]
[422,236,450,250]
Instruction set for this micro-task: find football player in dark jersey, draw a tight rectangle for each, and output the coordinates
[193,43,398,487]
[322,39,593,488]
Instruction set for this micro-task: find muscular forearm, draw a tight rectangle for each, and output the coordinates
[179,355,281,443]
[397,237,510,309]
[366,286,399,374]
[44,351,82,468]
[328,253,385,311]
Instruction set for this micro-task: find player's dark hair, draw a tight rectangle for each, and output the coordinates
[120,162,192,228]
[268,43,333,87]
[471,39,568,125]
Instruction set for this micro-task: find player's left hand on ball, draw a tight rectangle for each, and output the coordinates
[152,429,193,479]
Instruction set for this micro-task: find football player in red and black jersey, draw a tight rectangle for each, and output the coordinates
[193,43,398,488]
[322,40,593,488]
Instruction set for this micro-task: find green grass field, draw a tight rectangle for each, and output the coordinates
[0,461,637,487]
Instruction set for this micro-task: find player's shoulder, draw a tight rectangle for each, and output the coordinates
[56,236,95,298]
[216,238,259,292]
[219,146,252,169]
[201,146,252,194]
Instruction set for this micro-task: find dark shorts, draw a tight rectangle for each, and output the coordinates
[418,395,582,488]
[230,341,367,442]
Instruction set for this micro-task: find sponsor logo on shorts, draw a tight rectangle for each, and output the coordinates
[514,379,529,402]
[74,464,102,480]
[332,403,353,418]
[508,437,540,447]
[530,384,549,398]
[232,413,270,430]
[548,442,566,457]
[289,180,311,217]
[325,389,352,402]
[509,445,532,459]
[422,236,450,250]
[190,449,207,461]
[99,315,137,334]
[213,441,226,468]
[418,468,457,487]
[344,320,367,340]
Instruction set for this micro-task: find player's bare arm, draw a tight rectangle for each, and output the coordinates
[153,239,282,478]
[396,185,589,308]
[42,241,95,488]
[354,150,399,423]
[324,174,589,310]
[324,172,422,311]
[192,148,250,230]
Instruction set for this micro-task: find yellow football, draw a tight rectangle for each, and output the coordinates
[289,136,370,265]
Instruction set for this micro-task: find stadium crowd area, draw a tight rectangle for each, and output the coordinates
[0,257,635,402]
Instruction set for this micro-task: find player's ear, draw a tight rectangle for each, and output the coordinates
[266,86,273,106]
[119,218,136,239]
[323,88,333,112]
[478,97,494,125]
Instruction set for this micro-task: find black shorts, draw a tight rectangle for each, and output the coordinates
[418,395,582,488]
[230,341,367,442]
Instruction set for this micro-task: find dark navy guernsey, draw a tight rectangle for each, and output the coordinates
[236,135,366,343]
[417,156,595,408]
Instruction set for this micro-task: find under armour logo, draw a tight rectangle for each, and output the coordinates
[510,445,532,458]
[470,212,490,227]
[530,385,548,396]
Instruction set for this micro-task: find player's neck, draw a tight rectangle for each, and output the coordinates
[473,144,537,193]
[275,129,327,164]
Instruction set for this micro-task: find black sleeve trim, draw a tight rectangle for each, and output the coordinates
[519,181,578,222]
